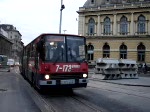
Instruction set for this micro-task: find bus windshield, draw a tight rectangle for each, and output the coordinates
[44,35,86,62]
[66,36,86,62]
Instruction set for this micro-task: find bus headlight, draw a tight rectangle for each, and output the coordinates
[45,74,50,80]
[83,74,87,78]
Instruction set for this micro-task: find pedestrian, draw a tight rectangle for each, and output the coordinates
[144,63,147,74]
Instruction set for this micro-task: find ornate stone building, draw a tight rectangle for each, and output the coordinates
[0,24,24,61]
[0,34,12,57]
[77,0,150,64]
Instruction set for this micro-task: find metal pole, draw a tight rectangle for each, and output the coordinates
[59,0,63,34]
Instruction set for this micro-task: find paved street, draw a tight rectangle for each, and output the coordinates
[89,68,150,87]
[90,74,150,87]
[1,67,150,112]
[0,67,41,112]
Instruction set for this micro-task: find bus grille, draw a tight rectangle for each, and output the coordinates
[50,73,83,79]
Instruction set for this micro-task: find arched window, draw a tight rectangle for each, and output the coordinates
[104,17,111,35]
[120,16,128,35]
[87,43,94,60]
[88,18,95,35]
[103,43,110,58]
[120,44,127,59]
[106,0,110,3]
[137,15,146,34]
[137,43,145,62]
[91,0,95,4]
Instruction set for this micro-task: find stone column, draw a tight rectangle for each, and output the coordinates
[131,13,134,35]
[82,16,85,36]
[113,14,117,35]
[97,15,101,36]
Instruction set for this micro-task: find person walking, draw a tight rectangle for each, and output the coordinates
[144,63,147,74]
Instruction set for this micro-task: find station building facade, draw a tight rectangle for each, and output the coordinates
[77,0,150,64]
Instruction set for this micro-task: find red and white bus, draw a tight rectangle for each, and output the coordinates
[20,33,88,91]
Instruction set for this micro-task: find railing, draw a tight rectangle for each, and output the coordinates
[86,33,97,36]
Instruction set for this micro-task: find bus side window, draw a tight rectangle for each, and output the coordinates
[37,40,45,61]
[35,52,39,69]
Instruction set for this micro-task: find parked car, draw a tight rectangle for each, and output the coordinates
[7,59,15,67]
[0,55,10,72]
[15,62,20,66]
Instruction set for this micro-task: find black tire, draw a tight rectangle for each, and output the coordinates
[38,86,46,94]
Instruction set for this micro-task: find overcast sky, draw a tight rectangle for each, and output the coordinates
[0,0,86,45]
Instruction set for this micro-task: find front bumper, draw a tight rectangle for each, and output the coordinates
[39,78,88,88]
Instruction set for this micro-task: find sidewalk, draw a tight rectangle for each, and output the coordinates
[89,72,150,87]
[91,77,150,87]
[0,69,41,112]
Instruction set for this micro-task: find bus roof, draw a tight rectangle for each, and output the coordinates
[25,33,85,47]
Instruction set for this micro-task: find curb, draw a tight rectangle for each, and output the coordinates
[19,75,56,112]
[90,78,150,87]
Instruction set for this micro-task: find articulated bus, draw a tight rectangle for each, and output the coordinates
[20,33,88,91]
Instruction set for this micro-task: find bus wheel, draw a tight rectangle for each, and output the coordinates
[38,86,46,94]
[68,88,73,94]
[64,88,73,95]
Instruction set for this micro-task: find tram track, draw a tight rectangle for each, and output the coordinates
[22,75,106,112]
[16,68,104,112]
[22,74,150,112]
[39,91,107,112]
[69,95,107,112]
[15,67,148,112]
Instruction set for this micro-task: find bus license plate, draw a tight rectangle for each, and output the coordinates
[61,79,75,85]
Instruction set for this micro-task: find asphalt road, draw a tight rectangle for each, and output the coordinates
[1,67,150,112]
[0,67,41,112]
[38,80,150,112]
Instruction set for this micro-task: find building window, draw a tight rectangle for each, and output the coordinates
[88,18,95,36]
[91,0,94,4]
[137,15,146,34]
[120,44,127,59]
[103,43,110,58]
[106,0,110,3]
[87,43,94,60]
[122,0,127,3]
[104,17,111,35]
[137,43,145,62]
[120,16,128,35]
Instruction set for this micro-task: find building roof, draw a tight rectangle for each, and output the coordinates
[83,0,150,7]
[0,24,22,36]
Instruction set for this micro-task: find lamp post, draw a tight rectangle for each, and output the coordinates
[59,0,65,34]
[63,30,67,34]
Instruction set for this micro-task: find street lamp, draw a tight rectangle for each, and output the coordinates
[63,30,67,34]
[59,0,65,34]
